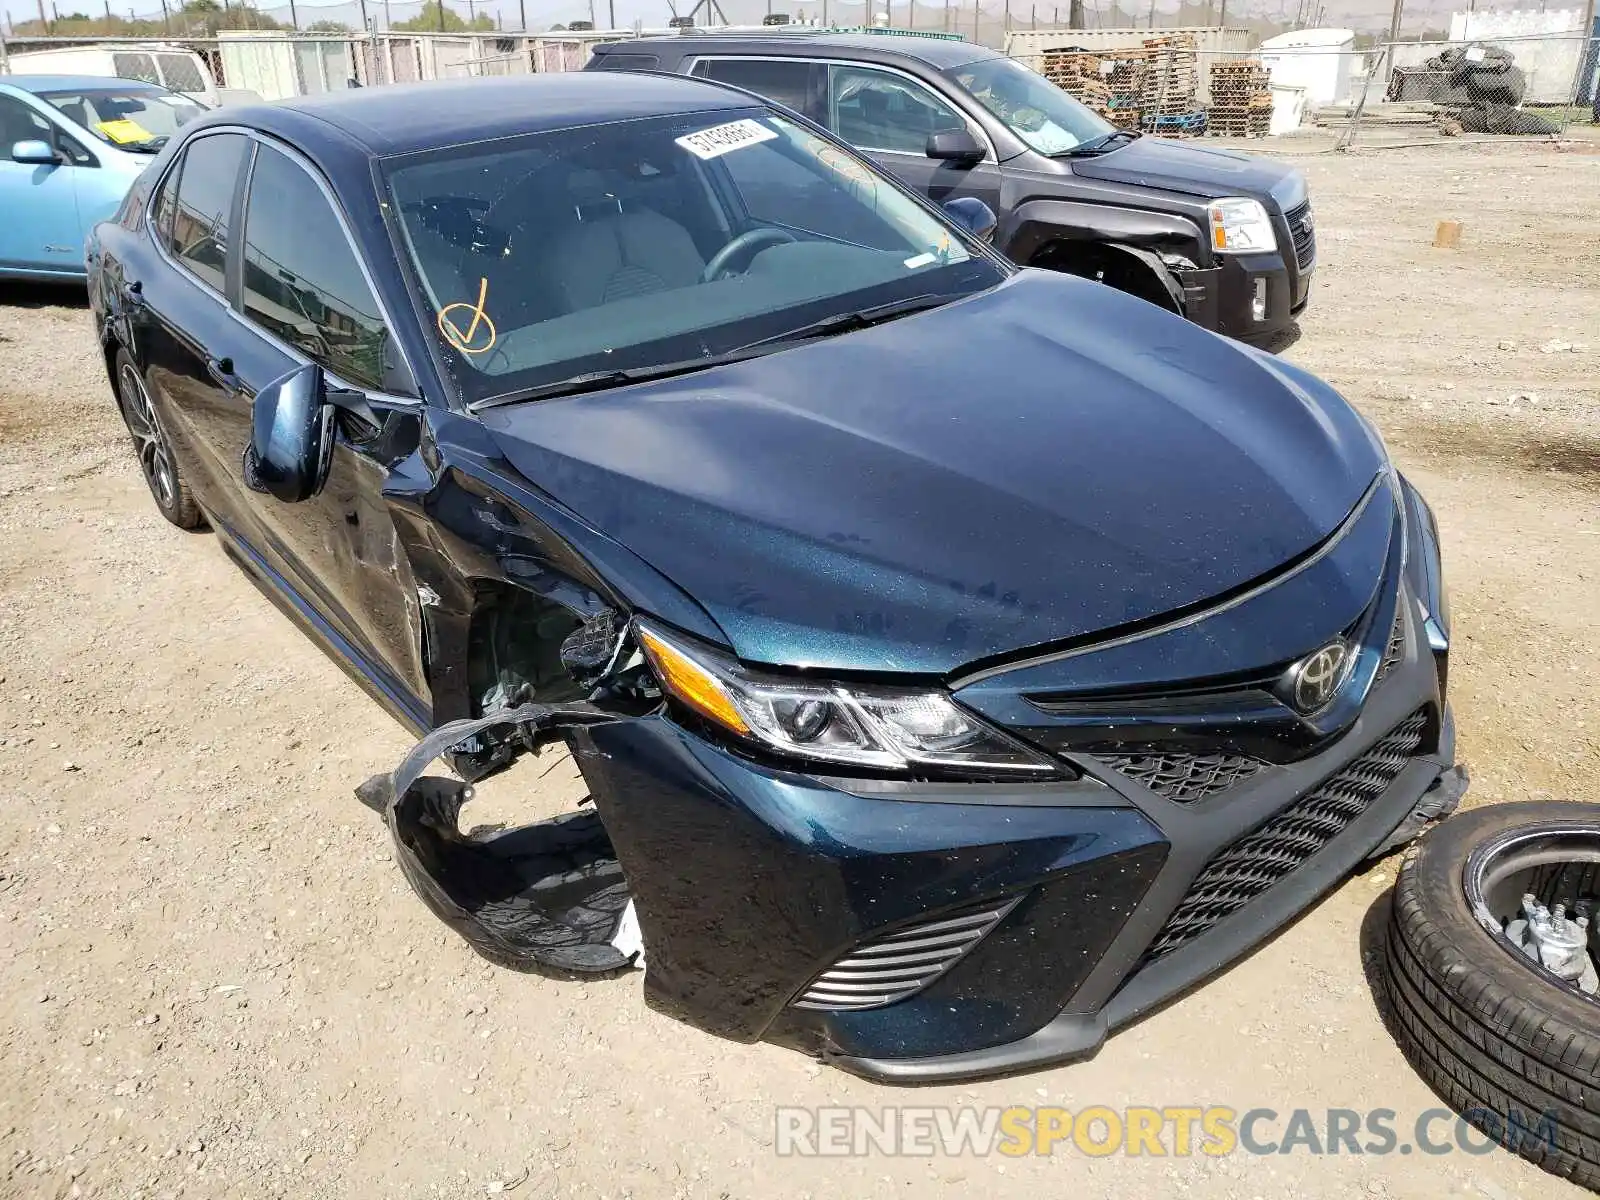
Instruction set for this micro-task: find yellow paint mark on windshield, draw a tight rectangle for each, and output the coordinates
[437,277,497,356]
[96,118,155,145]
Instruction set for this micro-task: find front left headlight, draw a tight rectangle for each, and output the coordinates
[1207,197,1278,255]
[635,619,1060,777]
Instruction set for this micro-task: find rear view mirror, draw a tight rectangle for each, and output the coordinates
[243,363,335,503]
[942,196,998,244]
[11,139,58,165]
[925,129,984,165]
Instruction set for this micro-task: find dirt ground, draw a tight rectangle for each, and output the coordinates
[2,139,1597,1200]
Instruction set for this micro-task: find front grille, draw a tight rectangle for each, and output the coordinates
[1375,609,1406,685]
[1141,709,1428,964]
[792,897,1017,1011]
[1285,199,1316,271]
[1095,751,1266,804]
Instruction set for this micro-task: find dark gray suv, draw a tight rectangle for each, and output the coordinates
[588,32,1315,343]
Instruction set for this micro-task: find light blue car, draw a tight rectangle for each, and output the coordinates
[0,74,207,282]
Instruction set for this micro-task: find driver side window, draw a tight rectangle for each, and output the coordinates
[0,94,92,167]
[827,65,970,156]
[240,142,394,393]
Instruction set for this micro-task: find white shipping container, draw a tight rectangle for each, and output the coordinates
[1259,28,1358,107]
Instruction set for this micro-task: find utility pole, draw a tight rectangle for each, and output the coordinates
[288,0,296,27]
[518,0,525,28]
[1218,0,1226,26]
[1003,0,1010,32]
[972,0,978,42]
[1068,0,1081,26]
[158,0,168,34]
[608,0,615,25]
[1385,0,1403,46]
[587,0,595,27]
[35,0,45,34]
[944,0,950,31]
[436,0,444,32]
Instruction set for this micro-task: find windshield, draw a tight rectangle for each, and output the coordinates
[37,86,206,152]
[384,108,1003,406]
[947,57,1114,156]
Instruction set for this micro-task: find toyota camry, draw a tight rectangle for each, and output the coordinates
[86,72,1464,1081]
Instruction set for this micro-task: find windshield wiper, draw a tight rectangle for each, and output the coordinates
[738,293,954,350]
[473,295,959,411]
[472,346,777,410]
[1055,129,1141,158]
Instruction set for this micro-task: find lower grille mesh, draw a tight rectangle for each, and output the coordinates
[1141,708,1429,964]
[793,898,1017,1011]
[1096,751,1267,804]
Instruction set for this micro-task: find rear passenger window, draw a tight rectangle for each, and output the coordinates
[157,54,205,94]
[150,169,178,247]
[112,52,160,85]
[692,58,817,120]
[170,132,246,293]
[240,143,392,393]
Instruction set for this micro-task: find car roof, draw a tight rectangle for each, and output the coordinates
[611,32,1000,69]
[235,71,757,158]
[0,74,168,94]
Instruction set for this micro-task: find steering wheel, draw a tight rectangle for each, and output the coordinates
[700,227,798,283]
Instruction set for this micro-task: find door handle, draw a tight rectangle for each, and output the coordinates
[122,279,144,308]
[206,355,240,393]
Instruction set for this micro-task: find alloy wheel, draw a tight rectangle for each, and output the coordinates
[1464,824,1600,1004]
[118,362,176,511]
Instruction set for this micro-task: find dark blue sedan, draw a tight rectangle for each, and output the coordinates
[87,72,1462,1081]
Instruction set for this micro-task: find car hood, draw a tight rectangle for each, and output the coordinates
[1069,135,1307,211]
[480,271,1381,676]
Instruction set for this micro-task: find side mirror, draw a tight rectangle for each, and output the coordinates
[942,196,998,244]
[925,128,984,165]
[11,139,59,165]
[243,363,335,503]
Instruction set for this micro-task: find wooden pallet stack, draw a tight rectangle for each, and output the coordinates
[1038,49,1114,120]
[1102,54,1149,130]
[1207,59,1273,137]
[1138,34,1202,136]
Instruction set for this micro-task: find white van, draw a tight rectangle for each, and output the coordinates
[2,44,220,108]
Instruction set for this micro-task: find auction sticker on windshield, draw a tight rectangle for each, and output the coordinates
[675,119,779,160]
[97,118,155,145]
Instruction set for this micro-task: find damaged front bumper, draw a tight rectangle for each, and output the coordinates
[363,614,1462,1082]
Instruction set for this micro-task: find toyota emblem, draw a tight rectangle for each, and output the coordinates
[1289,641,1349,713]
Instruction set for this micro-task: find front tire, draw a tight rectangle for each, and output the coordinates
[1383,802,1600,1191]
[113,348,202,529]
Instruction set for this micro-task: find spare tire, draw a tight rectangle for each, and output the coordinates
[1383,801,1600,1191]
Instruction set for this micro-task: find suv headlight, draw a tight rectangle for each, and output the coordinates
[636,620,1059,776]
[1207,197,1277,254]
